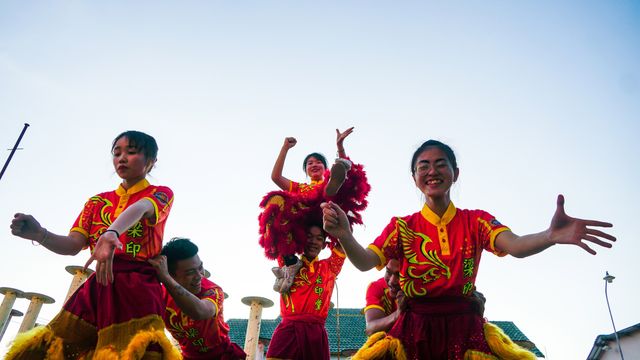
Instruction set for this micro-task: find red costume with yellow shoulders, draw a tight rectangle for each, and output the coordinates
[163,278,245,360]
[266,247,345,360]
[6,179,180,360]
[352,202,536,360]
[364,277,397,317]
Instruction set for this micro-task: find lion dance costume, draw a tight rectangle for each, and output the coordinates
[258,158,370,260]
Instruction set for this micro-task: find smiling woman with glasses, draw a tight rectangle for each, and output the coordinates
[322,138,616,360]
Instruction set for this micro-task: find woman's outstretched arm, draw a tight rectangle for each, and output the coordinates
[495,194,615,257]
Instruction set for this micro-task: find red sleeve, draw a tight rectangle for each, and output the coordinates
[364,279,386,312]
[368,217,401,270]
[201,282,224,318]
[144,186,174,225]
[473,210,510,256]
[328,247,346,275]
[289,181,300,193]
[70,196,97,238]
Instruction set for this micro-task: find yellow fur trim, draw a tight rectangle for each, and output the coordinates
[351,331,407,360]
[266,195,285,209]
[464,350,499,359]
[96,315,165,352]
[483,322,537,360]
[45,333,65,360]
[4,322,180,360]
[5,326,65,360]
[121,329,182,360]
[93,347,120,360]
[92,329,181,360]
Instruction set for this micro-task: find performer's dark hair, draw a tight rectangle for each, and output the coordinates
[161,238,199,275]
[411,140,458,176]
[302,152,328,172]
[305,217,328,249]
[112,130,159,162]
[306,221,326,236]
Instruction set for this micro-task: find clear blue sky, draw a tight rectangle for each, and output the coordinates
[1,2,638,359]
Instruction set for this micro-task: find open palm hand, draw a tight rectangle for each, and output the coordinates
[548,195,615,255]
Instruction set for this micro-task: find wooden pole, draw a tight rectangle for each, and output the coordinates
[241,296,274,360]
[64,265,94,303]
[0,287,24,341]
[18,292,54,333]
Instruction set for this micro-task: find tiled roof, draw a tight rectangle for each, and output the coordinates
[325,308,368,353]
[228,309,544,357]
[490,321,545,357]
[227,308,367,355]
[490,320,532,341]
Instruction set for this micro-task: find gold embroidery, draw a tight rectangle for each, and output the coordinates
[397,218,451,297]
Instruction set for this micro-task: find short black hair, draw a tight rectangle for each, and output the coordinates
[112,130,159,162]
[161,238,199,275]
[302,152,328,172]
[411,139,458,176]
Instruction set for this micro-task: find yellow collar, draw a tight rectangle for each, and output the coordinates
[116,179,150,196]
[420,201,457,226]
[302,255,318,265]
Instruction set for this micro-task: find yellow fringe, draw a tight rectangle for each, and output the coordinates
[481,322,537,360]
[351,331,407,360]
[120,329,182,360]
[93,346,120,360]
[4,326,65,360]
[45,333,65,360]
[4,325,181,360]
[464,349,499,359]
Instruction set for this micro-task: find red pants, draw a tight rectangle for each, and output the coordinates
[266,315,329,360]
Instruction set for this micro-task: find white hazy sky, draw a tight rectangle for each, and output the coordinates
[1,2,638,359]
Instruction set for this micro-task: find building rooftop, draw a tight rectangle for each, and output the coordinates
[227,308,545,357]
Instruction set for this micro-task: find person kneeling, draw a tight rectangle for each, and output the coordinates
[149,238,246,360]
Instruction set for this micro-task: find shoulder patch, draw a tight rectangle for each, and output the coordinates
[490,219,502,226]
[153,191,169,205]
[202,288,216,297]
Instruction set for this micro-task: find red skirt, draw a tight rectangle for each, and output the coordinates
[266,315,329,360]
[6,257,180,359]
[387,297,495,360]
[183,340,246,360]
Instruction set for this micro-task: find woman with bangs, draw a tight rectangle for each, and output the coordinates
[8,130,180,360]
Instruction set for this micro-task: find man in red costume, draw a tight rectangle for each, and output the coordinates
[363,259,402,336]
[266,222,345,360]
[149,238,246,360]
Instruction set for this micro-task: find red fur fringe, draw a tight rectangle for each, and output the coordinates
[258,161,371,260]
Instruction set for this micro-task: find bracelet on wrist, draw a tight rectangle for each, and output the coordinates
[104,229,121,238]
[32,228,49,247]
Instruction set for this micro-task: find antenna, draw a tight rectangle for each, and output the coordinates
[0,123,30,182]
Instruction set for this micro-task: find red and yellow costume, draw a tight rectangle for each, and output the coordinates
[352,202,536,360]
[266,247,346,360]
[6,179,181,360]
[163,278,245,360]
[364,277,397,317]
[258,159,370,260]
